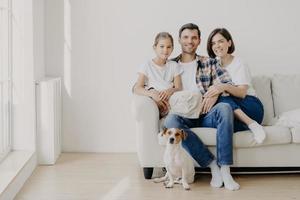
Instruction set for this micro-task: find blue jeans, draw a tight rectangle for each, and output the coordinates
[218,95,264,132]
[164,103,234,167]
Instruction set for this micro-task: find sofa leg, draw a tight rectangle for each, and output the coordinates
[143,167,153,179]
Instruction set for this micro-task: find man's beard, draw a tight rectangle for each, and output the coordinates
[182,48,196,55]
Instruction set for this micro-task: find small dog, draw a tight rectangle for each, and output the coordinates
[154,128,195,190]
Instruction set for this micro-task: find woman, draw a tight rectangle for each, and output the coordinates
[206,28,266,144]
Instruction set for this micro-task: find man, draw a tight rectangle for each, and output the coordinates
[164,23,240,191]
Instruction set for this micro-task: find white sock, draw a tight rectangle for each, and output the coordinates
[221,165,240,191]
[248,121,266,144]
[209,160,223,188]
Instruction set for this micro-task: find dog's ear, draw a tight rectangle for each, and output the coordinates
[181,129,187,140]
[162,127,168,135]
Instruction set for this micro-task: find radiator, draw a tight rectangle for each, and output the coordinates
[36,77,61,165]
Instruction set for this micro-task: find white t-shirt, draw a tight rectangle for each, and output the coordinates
[224,57,256,96]
[178,59,199,92]
[138,59,183,91]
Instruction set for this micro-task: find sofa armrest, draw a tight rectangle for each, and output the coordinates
[131,94,164,167]
[131,94,159,122]
[291,127,300,143]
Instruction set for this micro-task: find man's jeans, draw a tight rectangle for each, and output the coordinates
[164,103,234,167]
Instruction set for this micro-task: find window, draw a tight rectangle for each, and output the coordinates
[0,0,12,162]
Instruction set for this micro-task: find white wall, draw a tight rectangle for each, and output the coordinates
[33,0,45,80]
[44,0,300,152]
[12,0,36,151]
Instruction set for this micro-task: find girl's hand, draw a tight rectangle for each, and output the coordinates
[159,89,173,101]
[150,90,161,102]
[204,84,225,98]
[156,100,169,116]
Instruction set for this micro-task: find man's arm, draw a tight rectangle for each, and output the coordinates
[211,59,233,85]
[200,58,232,113]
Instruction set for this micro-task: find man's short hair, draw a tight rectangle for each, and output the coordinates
[179,23,201,38]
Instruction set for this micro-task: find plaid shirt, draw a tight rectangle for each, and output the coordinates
[173,55,233,95]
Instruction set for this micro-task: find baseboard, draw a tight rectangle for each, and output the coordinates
[0,151,37,200]
[195,167,300,174]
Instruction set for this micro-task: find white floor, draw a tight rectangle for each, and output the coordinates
[15,153,300,200]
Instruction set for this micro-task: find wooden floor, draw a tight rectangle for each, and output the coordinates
[15,153,300,200]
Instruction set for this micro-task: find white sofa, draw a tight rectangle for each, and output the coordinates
[132,74,300,179]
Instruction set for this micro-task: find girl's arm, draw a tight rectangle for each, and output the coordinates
[133,73,161,102]
[167,75,183,93]
[173,74,183,91]
[159,75,182,100]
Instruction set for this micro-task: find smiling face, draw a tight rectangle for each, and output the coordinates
[207,28,235,58]
[179,29,201,55]
[211,33,232,58]
[153,38,173,61]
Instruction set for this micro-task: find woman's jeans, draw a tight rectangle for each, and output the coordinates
[164,103,234,167]
[217,95,264,132]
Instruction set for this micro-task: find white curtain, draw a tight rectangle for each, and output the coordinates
[0,0,12,162]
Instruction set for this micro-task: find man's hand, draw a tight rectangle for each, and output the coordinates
[201,95,218,114]
[204,84,225,98]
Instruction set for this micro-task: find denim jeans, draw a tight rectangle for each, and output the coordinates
[164,103,234,167]
[218,95,264,132]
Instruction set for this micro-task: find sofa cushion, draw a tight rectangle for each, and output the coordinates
[276,108,300,127]
[252,76,275,125]
[275,109,300,143]
[276,109,300,143]
[272,74,300,116]
[291,127,300,143]
[192,125,291,148]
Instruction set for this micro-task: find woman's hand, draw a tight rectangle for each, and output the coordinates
[204,84,226,98]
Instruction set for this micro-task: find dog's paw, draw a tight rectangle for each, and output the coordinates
[182,183,190,190]
[174,177,182,184]
[154,175,167,183]
[165,182,174,188]
[153,178,161,183]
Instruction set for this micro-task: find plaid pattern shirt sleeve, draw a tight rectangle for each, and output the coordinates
[196,57,233,95]
[212,59,233,85]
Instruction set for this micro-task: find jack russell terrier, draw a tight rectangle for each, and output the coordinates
[154,128,195,190]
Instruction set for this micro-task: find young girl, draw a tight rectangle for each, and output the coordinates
[134,32,183,117]
[206,28,266,144]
